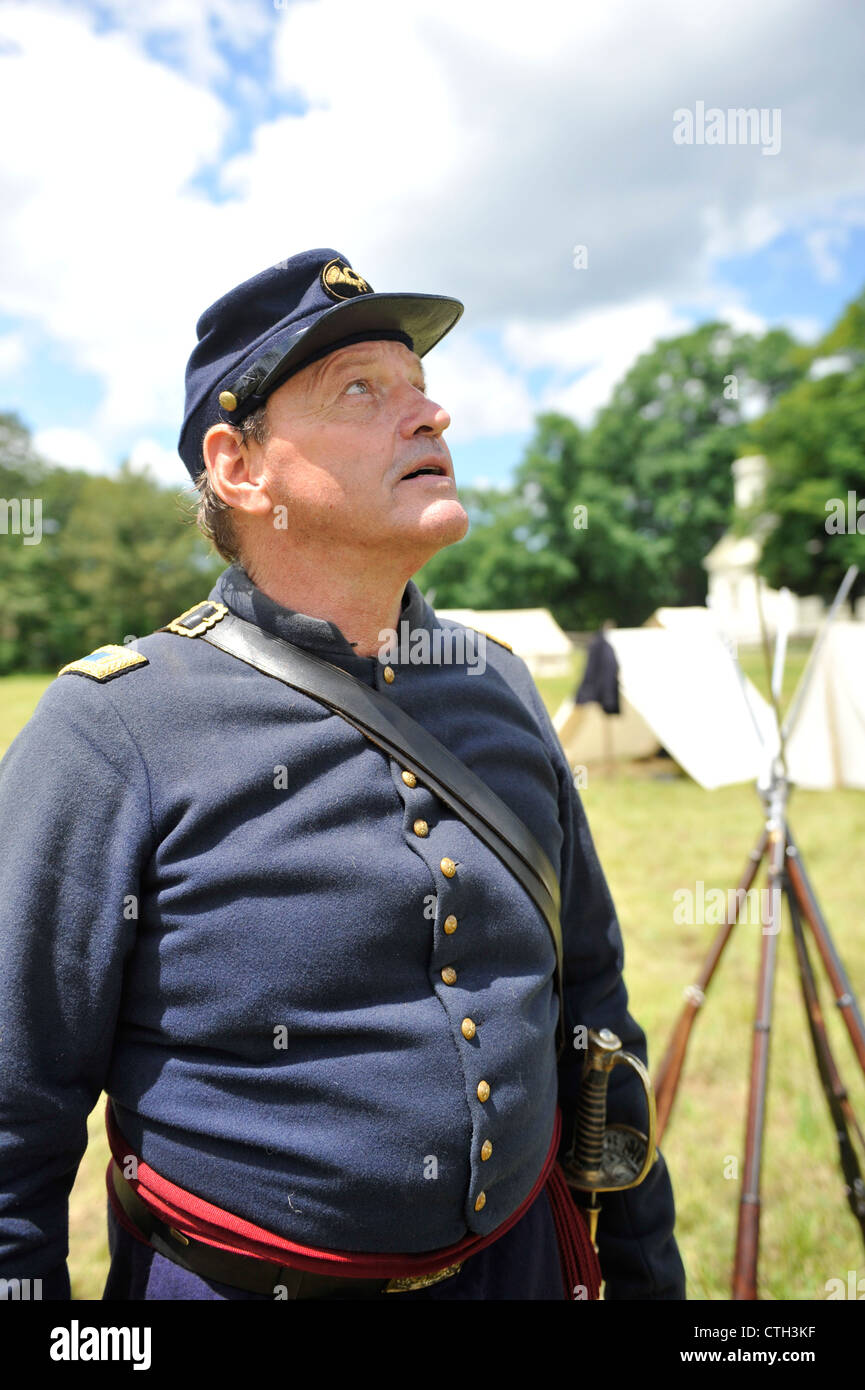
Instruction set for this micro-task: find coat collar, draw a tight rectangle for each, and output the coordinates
[209,563,433,672]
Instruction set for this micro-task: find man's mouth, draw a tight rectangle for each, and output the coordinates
[399,461,449,482]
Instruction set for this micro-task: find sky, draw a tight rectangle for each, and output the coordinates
[0,0,863,491]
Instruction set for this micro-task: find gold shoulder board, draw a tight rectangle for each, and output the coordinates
[163,600,229,638]
[59,645,149,683]
[474,628,513,653]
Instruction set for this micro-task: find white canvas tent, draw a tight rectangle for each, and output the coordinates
[784,622,865,790]
[557,625,776,789]
[554,689,660,763]
[435,606,573,677]
[556,607,865,791]
[553,609,723,766]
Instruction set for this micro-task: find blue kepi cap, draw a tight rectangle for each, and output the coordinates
[178,248,463,479]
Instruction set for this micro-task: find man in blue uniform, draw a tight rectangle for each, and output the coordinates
[0,250,685,1300]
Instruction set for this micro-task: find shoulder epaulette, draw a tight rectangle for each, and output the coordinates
[472,628,513,653]
[58,645,149,683]
[160,600,229,638]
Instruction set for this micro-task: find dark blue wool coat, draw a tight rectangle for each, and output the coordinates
[0,564,685,1299]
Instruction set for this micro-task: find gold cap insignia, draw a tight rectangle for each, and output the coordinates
[218,390,238,411]
[59,645,149,683]
[320,258,373,301]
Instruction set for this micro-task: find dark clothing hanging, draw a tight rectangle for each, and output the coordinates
[575,632,620,715]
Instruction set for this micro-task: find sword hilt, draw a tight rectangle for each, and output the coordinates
[562,1027,658,1243]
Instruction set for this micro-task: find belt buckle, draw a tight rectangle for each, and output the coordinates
[384,1262,463,1293]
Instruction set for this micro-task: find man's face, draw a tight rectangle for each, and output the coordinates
[250,339,468,564]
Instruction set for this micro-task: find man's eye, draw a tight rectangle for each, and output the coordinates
[345,380,370,395]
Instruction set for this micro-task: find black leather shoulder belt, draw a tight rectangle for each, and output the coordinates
[161,601,565,1051]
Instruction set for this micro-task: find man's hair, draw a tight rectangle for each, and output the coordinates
[193,404,271,564]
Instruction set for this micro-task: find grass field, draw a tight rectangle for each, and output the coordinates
[2,636,862,1301]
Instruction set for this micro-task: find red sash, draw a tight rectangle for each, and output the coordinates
[105,1100,600,1296]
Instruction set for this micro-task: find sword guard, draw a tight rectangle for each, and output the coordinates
[562,1027,658,1194]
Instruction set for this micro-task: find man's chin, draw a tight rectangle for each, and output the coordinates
[382,498,467,574]
[411,497,470,548]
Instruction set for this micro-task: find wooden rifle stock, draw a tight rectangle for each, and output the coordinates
[654,829,768,1142]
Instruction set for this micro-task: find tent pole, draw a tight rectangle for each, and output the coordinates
[780,564,858,751]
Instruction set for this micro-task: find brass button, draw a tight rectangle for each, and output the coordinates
[218,390,237,411]
[413,819,429,838]
[440,857,456,878]
[441,966,457,986]
[481,1139,492,1161]
[477,1080,490,1103]
[401,770,417,788]
[383,666,395,683]
[474,1191,486,1212]
[461,1018,476,1040]
[443,914,458,935]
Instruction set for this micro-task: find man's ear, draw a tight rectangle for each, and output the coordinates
[203,423,273,516]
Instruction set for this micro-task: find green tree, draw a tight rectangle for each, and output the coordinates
[418,415,662,628]
[420,320,806,629]
[747,290,865,601]
[0,415,223,673]
[586,322,806,608]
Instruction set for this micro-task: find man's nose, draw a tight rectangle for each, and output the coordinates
[401,385,451,437]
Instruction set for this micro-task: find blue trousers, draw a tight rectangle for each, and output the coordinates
[102,1189,567,1301]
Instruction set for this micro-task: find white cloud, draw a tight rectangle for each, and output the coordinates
[33,426,109,474]
[739,384,771,422]
[61,0,273,83]
[0,333,26,373]
[423,339,535,442]
[0,3,234,448]
[504,298,692,425]
[700,202,786,265]
[784,315,823,344]
[691,297,768,337]
[264,0,865,322]
[0,0,863,466]
[805,228,848,285]
[127,437,187,488]
[471,475,512,493]
[504,299,691,375]
[809,354,855,380]
[32,427,188,486]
